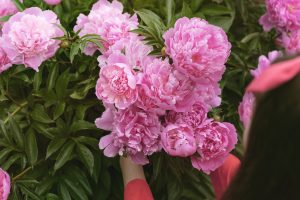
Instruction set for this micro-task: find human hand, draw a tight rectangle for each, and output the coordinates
[120,156,146,185]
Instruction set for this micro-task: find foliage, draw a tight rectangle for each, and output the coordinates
[0,0,275,199]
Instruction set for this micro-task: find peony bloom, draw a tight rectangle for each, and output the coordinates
[165,103,208,129]
[139,58,196,112]
[96,63,138,109]
[278,30,300,54]
[0,7,64,71]
[239,50,281,127]
[98,36,153,70]
[0,168,10,200]
[0,42,12,73]
[95,103,116,131]
[195,79,222,109]
[74,0,138,55]
[259,0,300,32]
[43,0,61,5]
[163,17,231,81]
[251,50,282,77]
[161,124,197,157]
[0,0,22,30]
[238,92,255,128]
[99,107,162,165]
[191,121,237,174]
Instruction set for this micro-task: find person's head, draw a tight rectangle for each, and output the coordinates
[222,57,300,200]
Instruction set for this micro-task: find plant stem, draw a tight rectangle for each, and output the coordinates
[12,159,44,182]
[4,101,28,124]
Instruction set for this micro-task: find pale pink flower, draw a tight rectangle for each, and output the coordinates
[0,42,12,73]
[278,30,300,54]
[191,121,237,174]
[99,107,162,165]
[0,168,10,200]
[163,17,231,81]
[259,0,300,32]
[161,124,197,157]
[0,0,23,30]
[165,103,208,129]
[238,92,255,128]
[139,58,196,112]
[74,0,138,55]
[43,0,61,5]
[251,50,282,77]
[195,79,222,109]
[96,63,138,109]
[98,36,153,70]
[95,103,116,131]
[0,7,63,71]
[239,50,281,127]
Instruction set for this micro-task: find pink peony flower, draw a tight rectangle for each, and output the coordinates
[0,7,64,71]
[238,92,255,128]
[165,103,208,129]
[43,0,61,5]
[0,168,10,200]
[0,42,12,73]
[98,36,153,70]
[95,103,116,131]
[251,50,282,77]
[99,107,162,165]
[191,121,237,174]
[139,58,196,112]
[74,0,138,55]
[0,0,22,30]
[259,0,300,32]
[96,63,138,109]
[161,124,197,157]
[195,79,222,109]
[278,30,300,54]
[239,50,281,127]
[163,17,231,81]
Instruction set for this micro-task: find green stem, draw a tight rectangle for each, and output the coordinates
[12,159,44,183]
[4,101,28,124]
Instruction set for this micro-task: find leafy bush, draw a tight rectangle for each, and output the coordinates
[0,0,275,199]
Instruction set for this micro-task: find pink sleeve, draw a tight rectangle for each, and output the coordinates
[124,179,154,200]
[210,154,240,200]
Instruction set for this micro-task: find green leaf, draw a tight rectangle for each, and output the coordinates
[75,136,98,150]
[53,103,66,120]
[19,184,41,200]
[76,143,94,175]
[25,128,38,165]
[70,120,96,133]
[59,183,72,200]
[54,141,75,171]
[181,2,193,18]
[55,69,70,98]
[165,0,175,26]
[46,193,60,200]
[12,0,25,11]
[0,120,12,144]
[70,42,80,63]
[32,122,54,139]
[2,153,22,170]
[9,118,24,149]
[36,178,55,195]
[31,104,54,124]
[201,4,232,16]
[46,138,67,159]
[0,15,11,22]
[47,64,59,91]
[0,148,13,164]
[63,177,88,200]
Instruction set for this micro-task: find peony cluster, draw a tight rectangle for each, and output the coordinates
[73,0,138,55]
[0,168,10,200]
[0,7,63,72]
[239,50,282,128]
[92,1,237,173]
[260,0,300,54]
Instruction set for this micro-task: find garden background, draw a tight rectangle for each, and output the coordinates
[0,0,276,199]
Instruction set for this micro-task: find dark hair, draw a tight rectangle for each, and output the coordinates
[222,73,300,200]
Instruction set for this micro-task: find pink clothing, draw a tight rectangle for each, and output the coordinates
[124,154,240,200]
